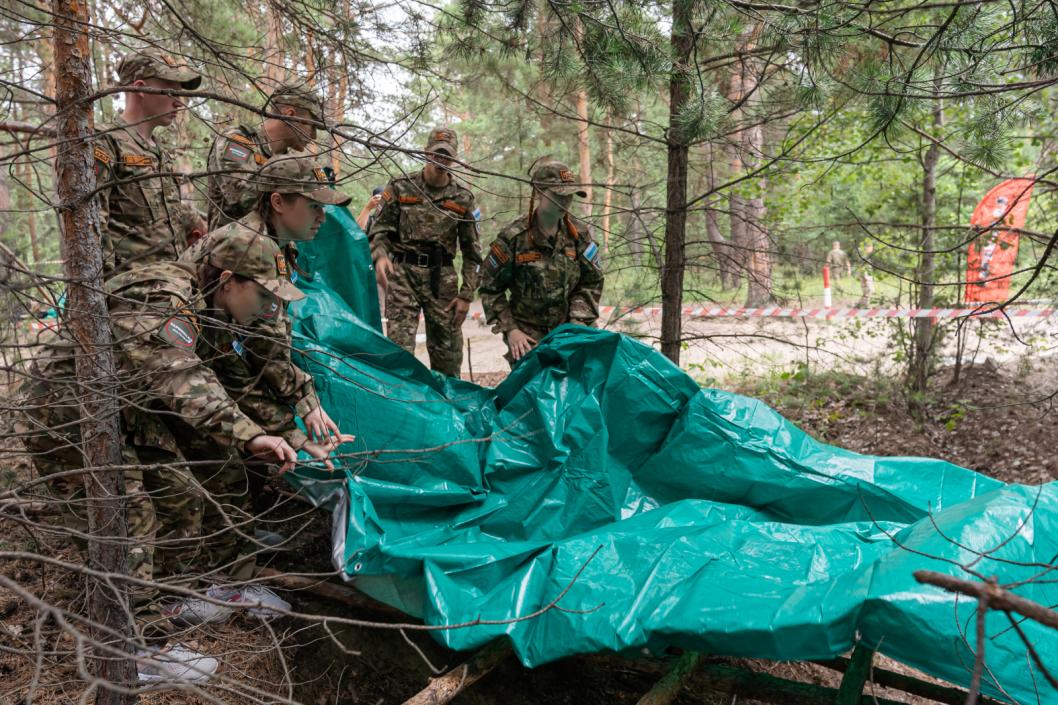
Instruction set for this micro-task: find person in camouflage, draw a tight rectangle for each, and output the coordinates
[368,126,483,377]
[205,83,325,229]
[93,47,206,278]
[479,160,604,365]
[183,151,353,448]
[19,227,311,639]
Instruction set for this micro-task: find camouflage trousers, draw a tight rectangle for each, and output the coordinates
[856,272,875,308]
[385,262,464,377]
[18,378,254,630]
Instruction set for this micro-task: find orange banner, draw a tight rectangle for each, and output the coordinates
[965,178,1035,303]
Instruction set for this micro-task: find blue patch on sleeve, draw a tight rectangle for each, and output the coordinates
[472,208,481,221]
[232,337,246,358]
[290,269,298,284]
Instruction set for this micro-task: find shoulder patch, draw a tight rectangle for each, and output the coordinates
[399,195,423,205]
[472,207,481,221]
[254,153,267,165]
[440,199,467,215]
[489,242,510,264]
[275,252,289,278]
[381,186,394,203]
[122,154,153,168]
[157,316,198,348]
[93,146,111,166]
[582,241,602,270]
[229,133,255,147]
[224,143,252,162]
[516,251,542,264]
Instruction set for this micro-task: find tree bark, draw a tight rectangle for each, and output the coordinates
[575,90,593,218]
[660,0,694,365]
[705,142,736,289]
[726,24,771,305]
[909,81,943,397]
[52,0,135,699]
[602,118,615,252]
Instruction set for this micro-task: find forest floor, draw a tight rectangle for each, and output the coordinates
[2,321,1056,704]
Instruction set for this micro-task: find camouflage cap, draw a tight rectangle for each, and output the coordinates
[116,47,202,90]
[531,160,587,197]
[207,226,304,301]
[268,84,325,123]
[425,126,458,156]
[255,152,352,206]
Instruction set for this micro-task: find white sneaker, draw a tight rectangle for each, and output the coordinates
[137,643,218,682]
[163,585,291,626]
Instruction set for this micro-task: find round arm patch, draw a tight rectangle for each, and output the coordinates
[156,316,199,348]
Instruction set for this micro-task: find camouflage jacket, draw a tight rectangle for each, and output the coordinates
[93,115,194,278]
[479,214,604,334]
[103,261,269,452]
[368,170,483,299]
[206,124,272,230]
[180,211,320,420]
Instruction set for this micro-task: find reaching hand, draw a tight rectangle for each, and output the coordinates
[244,435,298,473]
[507,329,537,361]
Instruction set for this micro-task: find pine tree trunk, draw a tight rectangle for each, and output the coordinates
[909,87,943,396]
[575,90,593,218]
[52,0,135,699]
[660,0,693,364]
[602,120,614,253]
[705,142,735,289]
[726,24,771,305]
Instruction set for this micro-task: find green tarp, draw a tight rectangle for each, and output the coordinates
[289,209,1058,705]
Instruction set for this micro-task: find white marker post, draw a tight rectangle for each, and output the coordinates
[823,265,832,308]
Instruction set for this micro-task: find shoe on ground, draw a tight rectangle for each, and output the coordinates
[137,643,218,682]
[162,585,291,626]
[254,527,287,548]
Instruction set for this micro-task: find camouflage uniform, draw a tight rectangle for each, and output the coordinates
[184,152,351,427]
[92,48,202,278]
[368,127,483,376]
[479,161,604,364]
[19,230,303,626]
[206,84,325,229]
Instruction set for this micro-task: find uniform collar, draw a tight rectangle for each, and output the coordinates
[252,123,274,158]
[113,113,162,155]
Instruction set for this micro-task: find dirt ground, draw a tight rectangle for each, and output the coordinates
[3,314,1056,704]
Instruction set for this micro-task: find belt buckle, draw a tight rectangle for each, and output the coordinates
[416,253,430,268]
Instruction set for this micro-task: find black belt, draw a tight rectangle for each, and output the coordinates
[392,247,454,297]
[392,249,454,268]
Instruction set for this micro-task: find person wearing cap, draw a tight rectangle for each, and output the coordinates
[17,228,331,649]
[93,46,206,278]
[368,126,483,377]
[479,160,604,364]
[183,151,353,451]
[206,83,325,229]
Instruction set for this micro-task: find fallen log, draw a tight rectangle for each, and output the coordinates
[815,655,1006,705]
[401,639,514,705]
[694,662,912,705]
[636,650,704,705]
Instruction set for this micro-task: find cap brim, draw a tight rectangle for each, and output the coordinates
[261,277,305,302]
[427,144,456,157]
[306,187,352,207]
[150,68,202,90]
[547,185,587,197]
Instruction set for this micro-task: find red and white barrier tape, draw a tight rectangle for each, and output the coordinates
[596,305,1057,320]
